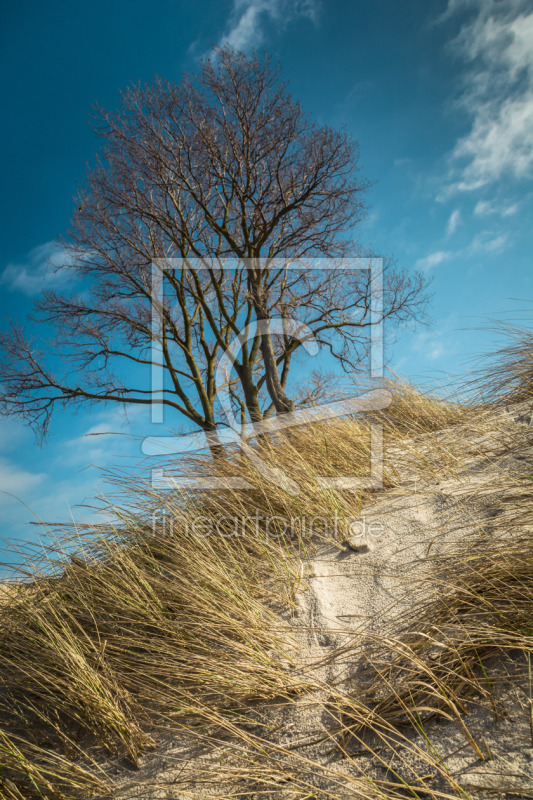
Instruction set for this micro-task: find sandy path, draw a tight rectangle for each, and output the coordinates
[109,405,533,798]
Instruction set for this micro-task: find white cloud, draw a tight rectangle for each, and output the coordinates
[429,344,445,360]
[443,0,533,192]
[469,231,508,252]
[453,94,533,188]
[217,0,320,51]
[0,241,79,296]
[447,208,462,235]
[474,199,519,216]
[0,468,105,563]
[0,418,32,453]
[415,230,509,273]
[0,406,149,571]
[415,250,453,272]
[64,405,146,466]
[474,200,492,215]
[411,329,448,362]
[0,457,45,499]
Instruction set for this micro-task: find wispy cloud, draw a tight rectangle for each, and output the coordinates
[411,329,447,362]
[447,208,462,235]
[65,406,145,466]
[0,418,32,454]
[442,0,533,194]
[0,457,45,500]
[0,241,78,296]
[415,227,510,272]
[415,250,453,272]
[469,231,508,253]
[407,311,469,374]
[216,0,320,51]
[474,199,519,216]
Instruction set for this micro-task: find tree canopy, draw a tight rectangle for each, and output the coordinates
[0,47,428,457]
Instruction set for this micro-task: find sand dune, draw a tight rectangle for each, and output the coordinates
[108,401,533,798]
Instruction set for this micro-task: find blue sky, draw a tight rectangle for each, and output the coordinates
[0,0,532,570]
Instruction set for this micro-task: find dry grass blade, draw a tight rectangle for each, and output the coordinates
[1,355,532,797]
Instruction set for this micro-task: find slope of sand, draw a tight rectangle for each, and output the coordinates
[96,404,533,797]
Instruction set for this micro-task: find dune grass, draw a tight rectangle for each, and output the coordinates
[0,514,303,796]
[470,321,533,405]
[0,339,532,799]
[347,475,533,740]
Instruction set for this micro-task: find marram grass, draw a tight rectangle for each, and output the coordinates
[0,334,532,798]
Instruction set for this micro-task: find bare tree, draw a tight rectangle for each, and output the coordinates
[0,47,428,458]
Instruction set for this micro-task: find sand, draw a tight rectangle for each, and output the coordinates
[12,404,533,798]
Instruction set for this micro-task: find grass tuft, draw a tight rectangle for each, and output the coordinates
[1,355,532,798]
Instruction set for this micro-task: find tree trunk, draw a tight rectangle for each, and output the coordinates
[204,425,227,462]
[237,364,264,424]
[259,325,295,414]
[248,267,296,416]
